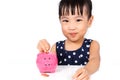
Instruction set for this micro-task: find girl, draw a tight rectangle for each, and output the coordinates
[37,0,100,80]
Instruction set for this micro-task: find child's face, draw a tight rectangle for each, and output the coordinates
[60,7,93,42]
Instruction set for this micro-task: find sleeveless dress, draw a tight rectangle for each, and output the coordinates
[56,38,93,66]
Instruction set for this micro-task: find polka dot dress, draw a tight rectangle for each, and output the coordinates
[56,38,92,66]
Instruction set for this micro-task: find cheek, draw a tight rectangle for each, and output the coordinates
[61,27,66,34]
[77,22,88,29]
[61,24,67,31]
[61,26,68,37]
[80,28,88,35]
[77,24,88,33]
[79,26,88,32]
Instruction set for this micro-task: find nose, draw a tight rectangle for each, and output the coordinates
[68,22,76,30]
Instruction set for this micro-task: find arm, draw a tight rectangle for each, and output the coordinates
[84,40,100,75]
[73,40,100,80]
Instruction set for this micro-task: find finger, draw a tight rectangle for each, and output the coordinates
[37,41,45,52]
[76,73,86,80]
[37,39,50,52]
[41,73,49,77]
[42,39,50,52]
[72,68,83,79]
[76,68,88,80]
[81,76,90,80]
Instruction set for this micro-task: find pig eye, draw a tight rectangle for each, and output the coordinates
[44,58,46,60]
[48,57,51,60]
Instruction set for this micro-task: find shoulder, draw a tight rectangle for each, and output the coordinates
[84,38,100,52]
[89,40,100,59]
[90,40,100,51]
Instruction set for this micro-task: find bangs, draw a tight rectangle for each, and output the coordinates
[59,0,84,17]
[59,0,92,19]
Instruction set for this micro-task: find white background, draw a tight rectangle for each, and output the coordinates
[0,0,120,80]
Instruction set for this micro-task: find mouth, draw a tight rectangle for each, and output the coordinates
[69,33,77,37]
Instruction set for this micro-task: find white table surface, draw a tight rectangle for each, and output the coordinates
[1,63,120,80]
[39,66,83,80]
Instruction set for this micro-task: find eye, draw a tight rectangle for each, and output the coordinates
[76,19,82,22]
[62,20,69,22]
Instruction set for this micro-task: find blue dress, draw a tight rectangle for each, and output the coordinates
[56,38,93,66]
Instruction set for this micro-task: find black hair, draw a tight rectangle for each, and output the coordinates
[59,0,92,19]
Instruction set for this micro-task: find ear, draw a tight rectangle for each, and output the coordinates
[88,16,94,27]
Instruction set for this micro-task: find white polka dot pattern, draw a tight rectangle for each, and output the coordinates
[56,38,92,65]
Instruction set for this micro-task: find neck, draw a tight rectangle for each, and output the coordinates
[65,38,85,51]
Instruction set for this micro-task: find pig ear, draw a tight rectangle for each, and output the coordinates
[37,53,43,58]
[37,53,40,57]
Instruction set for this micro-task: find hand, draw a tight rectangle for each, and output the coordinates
[37,39,50,53]
[72,67,90,80]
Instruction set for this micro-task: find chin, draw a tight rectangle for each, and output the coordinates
[68,38,79,42]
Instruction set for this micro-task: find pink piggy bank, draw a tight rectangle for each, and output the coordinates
[36,53,58,73]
